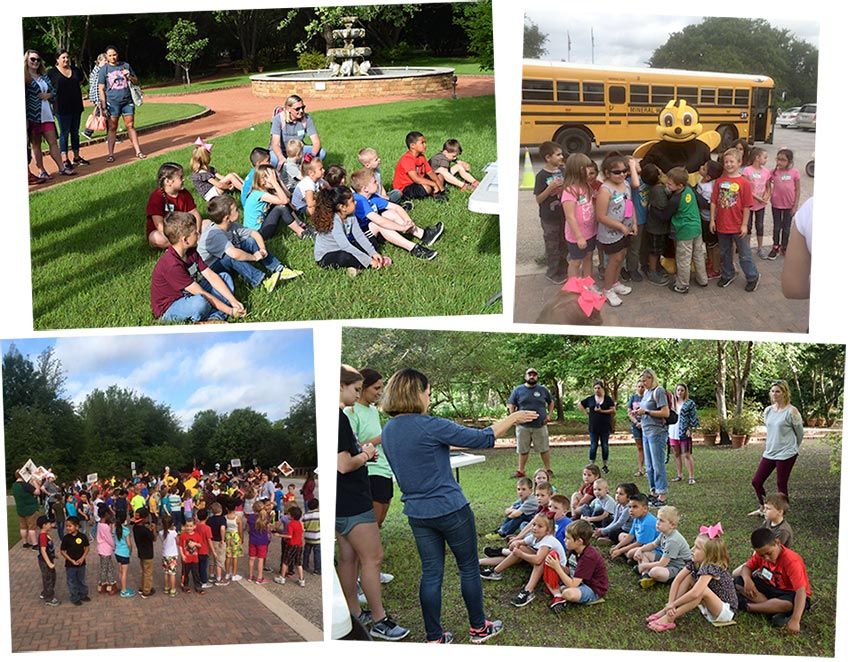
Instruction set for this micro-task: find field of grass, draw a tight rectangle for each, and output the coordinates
[28,95,500,329]
[370,439,839,655]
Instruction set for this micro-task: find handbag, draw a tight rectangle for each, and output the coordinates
[130,82,144,107]
[85,106,107,132]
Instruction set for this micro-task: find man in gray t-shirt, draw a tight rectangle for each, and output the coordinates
[507,368,554,478]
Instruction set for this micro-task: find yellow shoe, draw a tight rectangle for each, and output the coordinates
[262,270,281,293]
[639,576,657,589]
[278,267,303,281]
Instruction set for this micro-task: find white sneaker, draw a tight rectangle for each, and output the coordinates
[231,574,243,581]
[201,582,214,589]
[274,575,286,585]
[604,289,623,307]
[297,579,306,587]
[611,281,632,295]
[357,587,368,605]
[379,572,395,584]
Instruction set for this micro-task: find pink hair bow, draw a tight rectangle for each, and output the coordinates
[562,276,605,318]
[699,522,724,539]
[194,136,213,152]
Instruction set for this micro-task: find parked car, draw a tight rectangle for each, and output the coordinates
[796,103,817,131]
[776,106,801,128]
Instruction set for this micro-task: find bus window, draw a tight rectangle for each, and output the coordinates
[609,85,626,104]
[718,88,733,106]
[734,89,750,107]
[699,88,717,105]
[651,85,675,104]
[556,81,580,103]
[678,86,698,105]
[522,79,554,102]
[583,82,604,103]
[630,84,649,104]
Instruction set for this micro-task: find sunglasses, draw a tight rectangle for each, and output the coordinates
[28,57,41,63]
[610,168,629,175]
[291,105,306,112]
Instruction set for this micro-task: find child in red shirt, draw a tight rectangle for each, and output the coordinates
[392,131,446,202]
[195,509,214,588]
[177,519,204,593]
[274,506,305,587]
[710,149,760,291]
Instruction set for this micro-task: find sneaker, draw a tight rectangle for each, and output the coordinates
[201,582,214,589]
[274,575,286,585]
[59,167,77,176]
[356,610,373,627]
[602,464,609,474]
[420,222,445,246]
[757,247,770,259]
[262,270,281,293]
[483,532,503,541]
[23,543,31,549]
[428,632,454,644]
[639,575,657,589]
[63,159,73,170]
[545,273,568,285]
[510,589,535,607]
[745,275,760,292]
[480,567,503,580]
[73,600,83,606]
[231,574,242,581]
[629,269,644,282]
[379,572,395,584]
[646,270,669,286]
[277,266,303,281]
[411,244,438,260]
[299,225,317,240]
[120,589,136,598]
[73,156,91,166]
[45,598,60,606]
[297,579,306,587]
[225,573,232,580]
[469,619,504,644]
[483,546,504,558]
[371,616,410,641]
[603,289,622,307]
[771,613,792,628]
[400,200,414,211]
[256,578,270,584]
[611,281,632,295]
[619,267,631,282]
[767,246,779,260]
[673,284,689,294]
[37,170,51,180]
[717,274,736,288]
[511,470,526,478]
[707,269,721,280]
[215,579,230,587]
[182,586,191,593]
[197,589,206,595]
[433,192,449,203]
[549,596,567,613]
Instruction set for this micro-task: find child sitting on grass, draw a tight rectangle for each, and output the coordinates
[392,131,447,202]
[480,513,564,585]
[580,478,617,528]
[761,493,793,547]
[492,477,538,538]
[358,146,404,204]
[633,505,692,588]
[429,138,479,191]
[646,526,737,631]
[570,464,601,519]
[146,162,201,250]
[350,168,444,260]
[594,482,637,543]
[244,164,312,241]
[609,493,658,561]
[313,186,389,274]
[188,139,243,202]
[509,513,568,608]
[150,211,246,324]
[292,158,327,218]
[198,194,301,293]
[283,139,304,189]
[484,481,556,558]
[325,164,347,188]
[544,519,608,613]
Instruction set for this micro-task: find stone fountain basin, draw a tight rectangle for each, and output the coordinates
[250,66,455,99]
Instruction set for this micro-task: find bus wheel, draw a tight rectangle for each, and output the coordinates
[717,125,737,152]
[556,128,592,155]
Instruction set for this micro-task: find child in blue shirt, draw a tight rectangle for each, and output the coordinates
[551,494,573,550]
[609,493,657,560]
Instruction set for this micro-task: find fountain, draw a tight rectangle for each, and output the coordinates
[251,15,454,99]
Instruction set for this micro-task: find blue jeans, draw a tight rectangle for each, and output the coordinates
[303,543,321,573]
[643,428,669,495]
[718,233,759,282]
[408,504,487,641]
[160,272,234,323]
[171,510,184,533]
[211,237,282,288]
[66,564,88,602]
[497,514,530,537]
[56,112,81,155]
[589,429,610,463]
[198,554,209,584]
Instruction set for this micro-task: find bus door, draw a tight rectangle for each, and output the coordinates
[752,88,772,142]
[606,82,628,143]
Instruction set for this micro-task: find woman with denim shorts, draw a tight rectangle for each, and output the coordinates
[97,46,145,162]
[379,368,538,644]
[635,368,671,507]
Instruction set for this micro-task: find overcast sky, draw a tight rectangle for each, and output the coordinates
[3,330,314,429]
[524,13,819,68]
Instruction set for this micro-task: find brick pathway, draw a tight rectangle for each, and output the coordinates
[9,525,322,652]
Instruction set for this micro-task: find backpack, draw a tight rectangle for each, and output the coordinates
[663,389,679,426]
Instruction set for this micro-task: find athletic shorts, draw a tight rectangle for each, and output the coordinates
[249,543,268,559]
[599,235,631,255]
[115,554,130,566]
[335,510,376,536]
[283,544,303,569]
[566,236,597,260]
[369,475,394,504]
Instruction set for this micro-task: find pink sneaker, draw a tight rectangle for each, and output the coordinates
[256,578,270,584]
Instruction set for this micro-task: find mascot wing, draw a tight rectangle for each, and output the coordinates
[633,141,659,159]
[697,130,721,153]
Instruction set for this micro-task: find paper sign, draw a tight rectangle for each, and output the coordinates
[230,458,241,468]
[86,473,98,484]
[278,461,294,476]
[18,459,38,482]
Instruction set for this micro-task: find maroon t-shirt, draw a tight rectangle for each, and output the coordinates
[150,246,208,318]
[145,188,197,235]
[574,543,609,598]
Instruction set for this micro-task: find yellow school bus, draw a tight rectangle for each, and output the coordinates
[521,60,774,155]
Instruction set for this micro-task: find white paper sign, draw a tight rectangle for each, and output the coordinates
[278,461,294,476]
[230,458,241,468]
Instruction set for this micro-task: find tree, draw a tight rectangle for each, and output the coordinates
[187,410,222,466]
[454,0,493,71]
[165,19,209,85]
[523,17,548,58]
[208,408,273,466]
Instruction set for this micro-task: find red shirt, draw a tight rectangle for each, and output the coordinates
[177,530,203,563]
[287,519,304,547]
[745,545,811,596]
[711,174,753,234]
[145,188,197,236]
[393,151,431,190]
[150,246,209,319]
[194,521,212,555]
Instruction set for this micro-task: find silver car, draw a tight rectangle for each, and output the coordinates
[776,106,801,128]
[796,103,817,131]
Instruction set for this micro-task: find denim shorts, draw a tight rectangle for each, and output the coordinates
[115,554,130,565]
[107,99,135,118]
[335,509,376,536]
[576,583,599,603]
[566,236,597,260]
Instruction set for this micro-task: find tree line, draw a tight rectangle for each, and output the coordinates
[341,329,844,428]
[2,345,316,483]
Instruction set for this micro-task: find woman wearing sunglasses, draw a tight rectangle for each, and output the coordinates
[24,49,75,180]
[269,94,326,170]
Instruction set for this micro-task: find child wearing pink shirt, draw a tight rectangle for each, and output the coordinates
[96,512,117,594]
[743,147,771,259]
[561,153,599,280]
[767,149,801,260]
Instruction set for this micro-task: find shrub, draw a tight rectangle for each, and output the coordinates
[297,50,328,70]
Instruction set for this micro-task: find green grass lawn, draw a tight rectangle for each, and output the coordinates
[8,505,21,549]
[370,439,838,655]
[28,95,500,329]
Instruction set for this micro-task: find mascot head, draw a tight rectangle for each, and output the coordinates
[656,100,703,143]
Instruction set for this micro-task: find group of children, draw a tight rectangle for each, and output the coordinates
[34,469,320,607]
[535,140,802,307]
[148,125,479,323]
[478,466,811,634]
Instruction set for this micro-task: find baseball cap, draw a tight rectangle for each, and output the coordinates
[525,368,538,375]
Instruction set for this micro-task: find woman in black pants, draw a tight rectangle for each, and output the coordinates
[47,50,88,169]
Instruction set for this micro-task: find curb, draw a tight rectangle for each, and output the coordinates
[71,105,214,150]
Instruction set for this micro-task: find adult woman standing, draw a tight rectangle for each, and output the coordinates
[625,379,646,477]
[24,49,75,178]
[635,369,670,507]
[269,94,326,169]
[578,380,616,474]
[337,365,409,641]
[749,380,804,516]
[97,46,145,162]
[669,383,699,485]
[47,50,89,169]
[82,53,107,141]
[380,368,538,644]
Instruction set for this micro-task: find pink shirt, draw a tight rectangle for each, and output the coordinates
[742,166,770,211]
[561,185,597,243]
[770,168,800,209]
[96,522,116,556]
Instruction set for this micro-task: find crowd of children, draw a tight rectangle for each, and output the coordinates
[30,465,319,607]
[147,122,479,323]
[477,465,811,634]
[534,140,804,307]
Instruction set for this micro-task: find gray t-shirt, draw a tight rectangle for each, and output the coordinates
[597,182,632,244]
[97,62,136,104]
[589,494,617,516]
[198,221,253,263]
[314,213,376,268]
[763,405,804,461]
[269,113,318,147]
[640,386,668,432]
[429,152,451,171]
[512,494,539,517]
[507,384,552,429]
[656,529,692,573]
